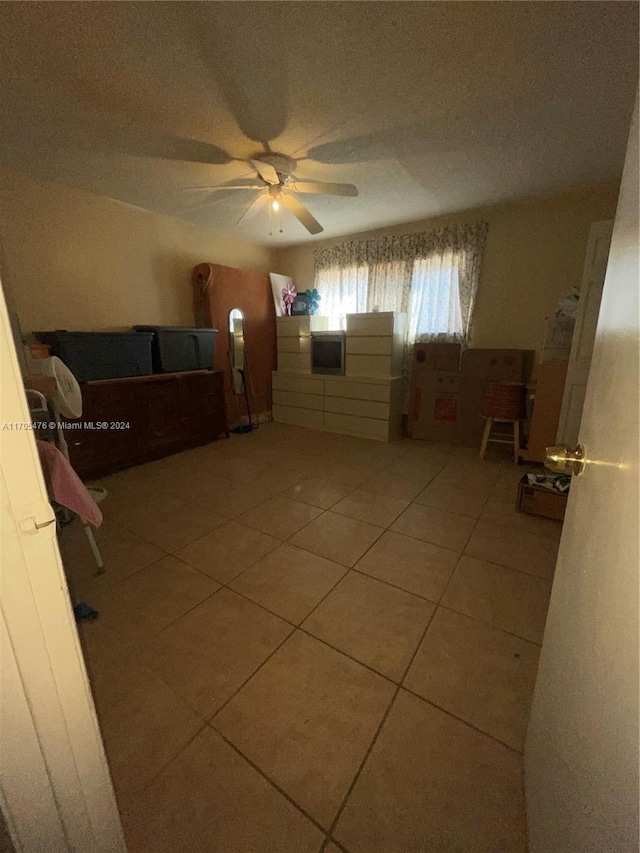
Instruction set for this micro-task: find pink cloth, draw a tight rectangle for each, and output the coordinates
[36,440,103,528]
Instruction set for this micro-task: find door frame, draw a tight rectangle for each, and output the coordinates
[0,278,125,852]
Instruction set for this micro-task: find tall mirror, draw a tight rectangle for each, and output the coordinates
[228,308,245,394]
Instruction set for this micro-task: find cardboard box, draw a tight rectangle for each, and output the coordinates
[516,478,567,522]
[521,362,568,463]
[409,343,461,441]
[458,349,534,447]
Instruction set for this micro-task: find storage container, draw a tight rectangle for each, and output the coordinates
[36,331,153,382]
[134,326,217,373]
[516,476,567,522]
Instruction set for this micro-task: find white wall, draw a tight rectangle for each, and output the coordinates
[0,170,273,333]
[524,101,639,852]
[274,186,619,356]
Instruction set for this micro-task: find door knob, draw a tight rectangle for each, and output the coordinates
[545,444,585,475]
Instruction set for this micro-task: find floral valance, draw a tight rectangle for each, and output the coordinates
[313,222,489,270]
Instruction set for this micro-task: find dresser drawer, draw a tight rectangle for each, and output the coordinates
[277,336,311,354]
[324,411,389,440]
[272,405,324,429]
[324,395,389,420]
[345,354,393,378]
[272,373,324,395]
[324,379,390,403]
[346,336,393,355]
[346,313,395,336]
[277,352,311,372]
[273,389,324,411]
[276,316,311,337]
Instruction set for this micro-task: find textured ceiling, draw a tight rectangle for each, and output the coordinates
[0,2,637,246]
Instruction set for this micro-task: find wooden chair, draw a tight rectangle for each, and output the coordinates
[479,382,526,463]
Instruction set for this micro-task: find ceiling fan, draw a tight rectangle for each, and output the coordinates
[188,153,358,235]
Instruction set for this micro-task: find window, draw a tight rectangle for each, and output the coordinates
[313,222,488,345]
[315,253,463,340]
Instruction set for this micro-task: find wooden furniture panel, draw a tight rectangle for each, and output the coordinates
[521,362,568,463]
[67,370,227,478]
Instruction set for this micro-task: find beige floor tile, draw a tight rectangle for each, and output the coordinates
[193,481,274,519]
[244,464,310,494]
[125,500,228,553]
[414,479,492,519]
[176,521,280,583]
[480,493,563,541]
[382,458,445,486]
[237,495,324,540]
[99,484,183,526]
[289,511,384,568]
[390,503,476,551]
[335,690,527,853]
[59,525,166,596]
[214,632,395,828]
[204,454,267,483]
[405,608,540,749]
[281,477,355,510]
[465,520,559,579]
[165,472,232,503]
[230,543,347,624]
[357,470,426,501]
[94,555,219,647]
[121,728,324,853]
[88,656,203,811]
[324,462,376,488]
[436,457,504,489]
[330,489,409,529]
[441,555,552,643]
[354,530,459,602]
[140,588,292,717]
[302,572,434,681]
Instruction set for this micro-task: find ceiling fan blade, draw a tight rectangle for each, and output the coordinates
[287,181,358,197]
[251,159,279,185]
[236,193,267,225]
[191,5,288,146]
[184,184,263,191]
[281,194,323,235]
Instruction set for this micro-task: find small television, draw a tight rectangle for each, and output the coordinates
[311,332,345,375]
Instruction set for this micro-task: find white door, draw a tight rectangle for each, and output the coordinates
[0,281,125,851]
[525,97,639,852]
[556,219,613,446]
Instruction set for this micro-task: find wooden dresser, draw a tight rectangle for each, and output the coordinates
[67,370,228,478]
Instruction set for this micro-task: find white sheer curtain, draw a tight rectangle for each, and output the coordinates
[408,250,463,342]
[313,223,487,345]
[316,264,368,329]
[313,224,488,411]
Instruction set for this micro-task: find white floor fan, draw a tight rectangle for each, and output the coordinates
[36,356,107,573]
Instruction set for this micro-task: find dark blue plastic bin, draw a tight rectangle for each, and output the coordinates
[134,326,217,373]
[36,331,153,382]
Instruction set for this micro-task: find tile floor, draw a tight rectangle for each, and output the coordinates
[60,422,563,853]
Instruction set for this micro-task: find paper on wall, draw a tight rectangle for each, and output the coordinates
[269,273,292,317]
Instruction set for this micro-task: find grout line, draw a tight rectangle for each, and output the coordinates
[319,600,441,850]
[116,719,211,815]
[433,601,544,647]
[399,684,525,755]
[78,431,546,845]
[209,726,329,837]
[203,626,295,722]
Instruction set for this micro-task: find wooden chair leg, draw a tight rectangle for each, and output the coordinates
[513,420,520,464]
[479,419,492,459]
